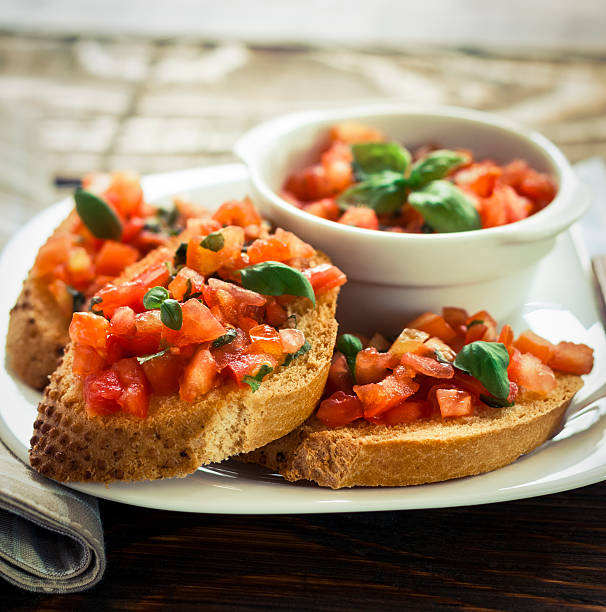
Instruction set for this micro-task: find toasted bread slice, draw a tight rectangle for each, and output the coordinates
[28,246,339,483]
[242,373,583,488]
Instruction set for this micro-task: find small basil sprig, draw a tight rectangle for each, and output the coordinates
[74,189,122,240]
[174,242,188,267]
[408,149,469,188]
[243,364,273,392]
[142,286,183,330]
[212,328,238,349]
[282,340,311,367]
[240,261,315,306]
[66,285,85,312]
[201,231,225,252]
[351,142,411,180]
[337,334,363,381]
[337,171,407,215]
[408,180,481,233]
[136,348,169,364]
[454,341,510,400]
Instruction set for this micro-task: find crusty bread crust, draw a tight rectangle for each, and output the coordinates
[29,248,339,483]
[242,373,584,488]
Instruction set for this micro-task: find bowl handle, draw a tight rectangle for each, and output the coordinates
[497,181,591,245]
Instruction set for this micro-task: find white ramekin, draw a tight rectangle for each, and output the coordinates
[236,104,590,334]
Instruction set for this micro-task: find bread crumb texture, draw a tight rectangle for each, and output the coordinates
[242,373,583,488]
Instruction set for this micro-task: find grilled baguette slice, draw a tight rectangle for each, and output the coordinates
[242,373,583,489]
[29,247,339,483]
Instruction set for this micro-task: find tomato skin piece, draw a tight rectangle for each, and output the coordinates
[435,388,473,418]
[513,330,555,364]
[355,347,399,385]
[316,391,364,427]
[354,371,419,418]
[338,207,380,230]
[303,264,347,293]
[179,347,218,402]
[374,400,428,426]
[95,241,140,276]
[548,341,594,375]
[69,312,109,350]
[400,352,454,378]
[83,370,123,417]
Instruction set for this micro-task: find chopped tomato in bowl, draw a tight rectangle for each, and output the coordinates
[315,307,594,429]
[68,197,347,419]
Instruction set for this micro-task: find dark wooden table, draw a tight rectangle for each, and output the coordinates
[4,483,606,610]
[1,33,606,611]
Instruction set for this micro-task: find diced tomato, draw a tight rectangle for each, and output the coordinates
[265,298,288,327]
[325,352,354,396]
[141,351,183,396]
[33,234,73,278]
[247,324,283,357]
[109,306,136,336]
[400,352,454,378]
[72,344,106,377]
[48,279,74,318]
[355,347,399,385]
[321,140,354,193]
[452,371,488,398]
[121,216,145,244]
[424,337,457,362]
[102,171,144,218]
[501,160,557,205]
[179,347,218,402]
[95,241,140,276]
[162,299,225,347]
[454,161,502,197]
[498,324,515,349]
[303,264,347,294]
[513,330,555,364]
[185,217,222,238]
[186,226,245,276]
[212,328,249,367]
[374,400,427,425]
[508,348,557,396]
[203,277,266,325]
[284,164,335,201]
[388,328,431,359]
[83,370,123,417]
[274,228,316,259]
[406,312,457,344]
[316,391,364,427]
[442,307,469,336]
[69,312,109,350]
[168,267,204,301]
[223,353,278,387]
[435,388,473,418]
[66,247,95,287]
[279,328,306,355]
[212,198,263,229]
[329,122,385,144]
[466,310,498,341]
[247,236,292,264]
[338,207,379,230]
[354,370,419,418]
[464,323,488,345]
[548,341,594,375]
[303,199,341,221]
[111,357,150,418]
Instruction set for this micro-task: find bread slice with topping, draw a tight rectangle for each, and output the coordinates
[242,373,583,488]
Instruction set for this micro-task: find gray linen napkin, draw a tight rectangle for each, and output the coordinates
[0,440,105,593]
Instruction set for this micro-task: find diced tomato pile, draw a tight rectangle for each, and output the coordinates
[317,307,594,428]
[69,198,346,419]
[34,171,204,317]
[282,122,557,232]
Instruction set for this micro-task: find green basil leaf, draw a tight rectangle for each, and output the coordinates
[337,334,363,381]
[240,261,315,306]
[243,364,273,392]
[454,341,510,400]
[408,180,481,233]
[351,142,411,180]
[74,189,123,240]
[480,394,515,408]
[337,172,406,215]
[160,299,183,330]
[211,328,238,349]
[136,348,169,365]
[143,286,170,310]
[468,319,484,328]
[408,149,469,188]
[201,231,225,252]
[282,340,311,367]
[174,242,188,267]
[89,295,104,316]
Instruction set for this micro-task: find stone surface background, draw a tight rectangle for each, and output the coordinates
[0,32,604,242]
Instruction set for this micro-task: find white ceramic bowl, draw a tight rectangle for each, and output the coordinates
[236,104,590,334]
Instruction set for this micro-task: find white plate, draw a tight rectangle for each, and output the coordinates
[0,163,605,514]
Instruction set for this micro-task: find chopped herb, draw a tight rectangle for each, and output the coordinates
[89,296,104,316]
[211,328,237,349]
[282,340,311,367]
[434,349,452,364]
[243,364,273,392]
[66,285,85,312]
[136,348,169,364]
[174,242,188,267]
[337,334,363,381]
[468,319,484,328]
[201,231,225,252]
